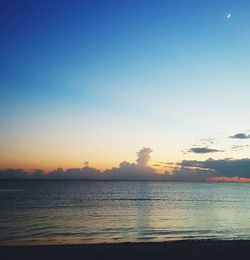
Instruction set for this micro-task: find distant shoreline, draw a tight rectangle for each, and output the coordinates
[1,240,250,260]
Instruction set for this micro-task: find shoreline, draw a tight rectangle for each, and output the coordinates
[1,240,250,259]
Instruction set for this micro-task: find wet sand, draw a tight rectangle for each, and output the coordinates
[0,240,249,260]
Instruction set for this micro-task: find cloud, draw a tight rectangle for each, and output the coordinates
[103,162,158,180]
[159,158,250,182]
[168,167,211,182]
[153,164,161,167]
[176,158,250,178]
[230,133,250,139]
[33,169,45,178]
[188,147,223,154]
[84,161,89,166]
[158,161,174,165]
[103,148,158,180]
[198,137,215,145]
[1,148,250,182]
[0,169,30,179]
[46,167,102,179]
[231,145,249,151]
[136,147,152,167]
[0,148,161,180]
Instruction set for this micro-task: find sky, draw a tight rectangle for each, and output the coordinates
[1,0,250,180]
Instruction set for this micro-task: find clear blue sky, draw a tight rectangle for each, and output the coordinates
[1,0,250,170]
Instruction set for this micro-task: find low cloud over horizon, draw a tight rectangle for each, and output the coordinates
[1,147,250,182]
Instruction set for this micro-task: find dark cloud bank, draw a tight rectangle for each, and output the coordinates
[230,133,250,139]
[188,147,222,154]
[173,158,250,181]
[1,148,250,182]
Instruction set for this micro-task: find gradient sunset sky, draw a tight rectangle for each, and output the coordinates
[1,0,250,171]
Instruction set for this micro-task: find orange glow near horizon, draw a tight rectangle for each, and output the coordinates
[208,177,250,183]
[0,160,116,173]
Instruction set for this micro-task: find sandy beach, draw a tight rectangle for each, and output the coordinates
[0,240,249,260]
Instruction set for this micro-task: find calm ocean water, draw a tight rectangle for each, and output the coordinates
[1,180,250,245]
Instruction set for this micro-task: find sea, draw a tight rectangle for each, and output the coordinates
[1,180,250,246]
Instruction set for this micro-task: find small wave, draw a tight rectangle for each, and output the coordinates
[0,189,24,192]
[99,198,243,203]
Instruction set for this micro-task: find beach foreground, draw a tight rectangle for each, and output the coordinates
[1,240,249,260]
